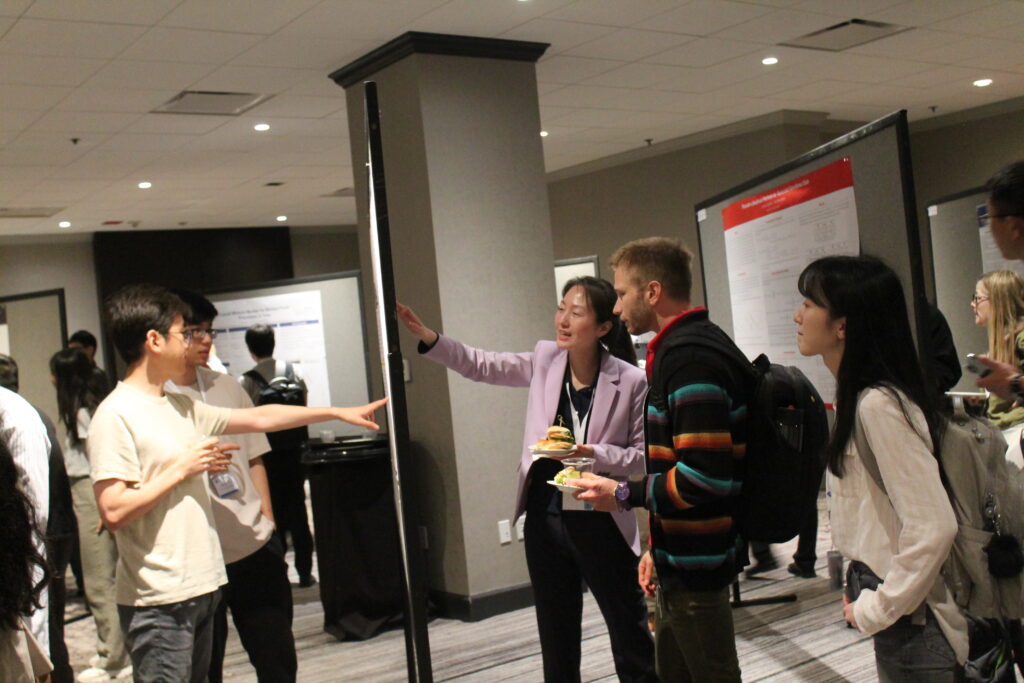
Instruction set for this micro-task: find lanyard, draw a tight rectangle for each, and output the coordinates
[564,380,594,444]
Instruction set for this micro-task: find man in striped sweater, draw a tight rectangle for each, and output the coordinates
[573,237,746,682]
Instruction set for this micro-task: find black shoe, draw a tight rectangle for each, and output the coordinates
[745,556,779,577]
[297,575,317,588]
[787,562,816,579]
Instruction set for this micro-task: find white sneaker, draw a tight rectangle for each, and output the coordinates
[109,665,133,680]
[76,667,111,683]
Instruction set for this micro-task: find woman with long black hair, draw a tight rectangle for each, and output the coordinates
[0,437,52,679]
[397,276,655,683]
[794,255,966,680]
[50,349,131,682]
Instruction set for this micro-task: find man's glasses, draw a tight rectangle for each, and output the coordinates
[183,328,217,342]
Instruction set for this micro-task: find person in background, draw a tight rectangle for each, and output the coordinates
[0,355,75,683]
[398,276,656,683]
[972,271,1024,447]
[166,290,296,683]
[68,331,99,364]
[0,437,53,681]
[239,324,315,588]
[51,348,131,683]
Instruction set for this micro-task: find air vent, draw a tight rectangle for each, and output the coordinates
[152,91,272,116]
[0,206,63,218]
[321,187,355,198]
[780,19,907,52]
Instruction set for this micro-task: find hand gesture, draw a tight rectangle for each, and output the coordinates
[334,397,389,430]
[566,472,620,512]
[975,355,1019,400]
[396,303,439,346]
[180,437,238,479]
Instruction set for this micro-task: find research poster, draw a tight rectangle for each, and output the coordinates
[721,157,860,401]
[212,290,331,408]
[977,204,1024,278]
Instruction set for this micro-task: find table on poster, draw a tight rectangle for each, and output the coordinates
[722,158,860,401]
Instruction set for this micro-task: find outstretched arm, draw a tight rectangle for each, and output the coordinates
[223,398,388,435]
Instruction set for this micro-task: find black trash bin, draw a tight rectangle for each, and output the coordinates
[303,436,404,640]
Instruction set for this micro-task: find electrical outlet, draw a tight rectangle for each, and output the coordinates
[403,358,411,382]
[515,516,525,542]
[419,525,429,550]
[498,519,511,545]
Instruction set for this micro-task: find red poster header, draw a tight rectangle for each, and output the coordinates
[722,157,853,230]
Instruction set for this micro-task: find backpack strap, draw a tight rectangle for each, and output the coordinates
[650,324,756,409]
[244,369,270,389]
[852,418,887,496]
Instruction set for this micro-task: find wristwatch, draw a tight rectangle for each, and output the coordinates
[614,481,632,511]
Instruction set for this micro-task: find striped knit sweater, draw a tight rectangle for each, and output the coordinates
[626,308,748,591]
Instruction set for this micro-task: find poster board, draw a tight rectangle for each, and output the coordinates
[696,111,926,403]
[927,187,1005,391]
[205,273,371,438]
[0,289,67,429]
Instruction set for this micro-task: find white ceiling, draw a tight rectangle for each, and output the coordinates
[2,0,1024,237]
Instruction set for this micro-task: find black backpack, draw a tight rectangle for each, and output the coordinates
[650,322,829,544]
[244,361,308,450]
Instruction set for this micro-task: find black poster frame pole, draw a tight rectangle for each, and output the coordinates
[363,81,433,682]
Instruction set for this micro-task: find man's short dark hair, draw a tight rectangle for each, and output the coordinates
[0,354,18,392]
[171,289,218,326]
[610,237,694,302]
[105,284,188,366]
[988,160,1024,218]
[68,329,98,350]
[245,324,275,359]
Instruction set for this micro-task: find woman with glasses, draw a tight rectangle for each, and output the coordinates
[971,270,1024,448]
[794,255,966,680]
[50,349,132,682]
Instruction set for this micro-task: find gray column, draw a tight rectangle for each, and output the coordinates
[333,33,551,618]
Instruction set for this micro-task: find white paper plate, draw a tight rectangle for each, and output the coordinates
[530,445,577,460]
[547,479,584,494]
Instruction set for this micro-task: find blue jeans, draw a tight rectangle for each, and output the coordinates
[873,608,965,682]
[118,590,220,683]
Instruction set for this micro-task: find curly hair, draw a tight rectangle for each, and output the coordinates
[0,438,49,630]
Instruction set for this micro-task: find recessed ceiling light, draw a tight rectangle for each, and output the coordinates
[540,130,549,137]
[254,123,270,131]
[58,221,71,228]
[138,181,152,189]
[973,78,993,87]
[276,215,287,222]
[762,56,779,65]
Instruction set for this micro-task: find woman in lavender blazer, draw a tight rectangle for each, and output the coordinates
[398,277,656,683]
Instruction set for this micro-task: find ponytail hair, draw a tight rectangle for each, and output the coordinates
[561,276,637,366]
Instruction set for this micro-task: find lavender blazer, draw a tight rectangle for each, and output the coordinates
[424,336,648,554]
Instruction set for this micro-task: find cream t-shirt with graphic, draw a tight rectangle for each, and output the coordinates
[88,381,232,607]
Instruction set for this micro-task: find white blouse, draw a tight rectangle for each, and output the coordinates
[827,387,968,664]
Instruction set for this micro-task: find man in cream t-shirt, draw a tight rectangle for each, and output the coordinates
[89,284,386,683]
[166,289,296,683]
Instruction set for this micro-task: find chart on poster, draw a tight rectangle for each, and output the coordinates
[722,157,860,400]
[213,290,331,409]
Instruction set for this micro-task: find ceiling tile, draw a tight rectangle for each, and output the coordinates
[0,83,74,110]
[791,0,908,19]
[126,114,233,135]
[713,8,840,43]
[536,55,623,84]
[280,0,449,41]
[119,27,263,64]
[545,0,685,28]
[567,28,694,62]
[500,19,617,55]
[0,108,44,144]
[159,0,322,35]
[846,28,958,59]
[0,1,32,17]
[644,37,760,68]
[55,88,179,114]
[191,65,320,94]
[928,1,1024,36]
[582,62,698,89]
[886,65,984,89]
[82,60,215,91]
[827,83,931,107]
[768,79,873,101]
[231,34,377,71]
[959,39,1024,71]
[0,54,107,87]
[245,95,346,119]
[0,18,146,61]
[29,109,140,134]
[635,0,774,37]
[869,0,1002,27]
[24,0,179,25]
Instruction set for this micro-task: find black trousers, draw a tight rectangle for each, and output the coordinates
[749,489,819,569]
[209,535,296,683]
[524,507,657,683]
[46,534,74,683]
[264,448,314,580]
